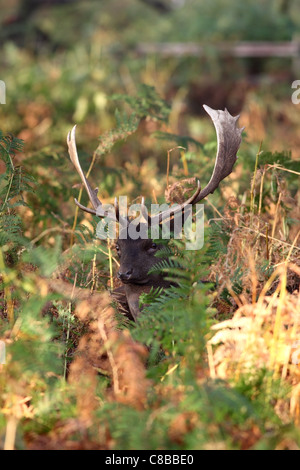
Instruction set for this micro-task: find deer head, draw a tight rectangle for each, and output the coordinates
[115,235,168,285]
[67,105,243,311]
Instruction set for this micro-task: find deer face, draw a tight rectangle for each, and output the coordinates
[116,229,164,285]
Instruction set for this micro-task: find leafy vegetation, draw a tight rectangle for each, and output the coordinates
[0,0,300,451]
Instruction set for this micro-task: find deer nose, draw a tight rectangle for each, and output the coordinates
[117,268,133,281]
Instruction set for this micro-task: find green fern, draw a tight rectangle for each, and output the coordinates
[95,109,139,157]
[133,239,211,360]
[206,222,230,259]
[0,132,36,210]
[0,213,23,247]
[0,132,35,251]
[153,131,204,150]
[112,84,171,122]
[0,131,23,163]
[258,150,300,171]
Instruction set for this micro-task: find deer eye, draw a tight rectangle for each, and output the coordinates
[115,244,120,254]
[147,242,158,254]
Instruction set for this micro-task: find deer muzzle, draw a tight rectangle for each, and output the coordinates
[117,268,133,282]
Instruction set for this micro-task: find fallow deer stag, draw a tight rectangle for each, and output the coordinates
[67,105,243,320]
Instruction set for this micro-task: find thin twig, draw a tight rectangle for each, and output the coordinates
[241,225,300,252]
[250,141,263,216]
[269,192,282,259]
[107,239,114,291]
[0,247,14,325]
[206,197,225,219]
[267,164,300,176]
[30,227,86,245]
[4,416,18,451]
[258,165,266,217]
[64,273,78,380]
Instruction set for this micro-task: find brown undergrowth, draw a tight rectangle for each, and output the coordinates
[22,279,149,450]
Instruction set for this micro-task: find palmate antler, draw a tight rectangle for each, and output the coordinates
[67,105,244,225]
[148,105,244,224]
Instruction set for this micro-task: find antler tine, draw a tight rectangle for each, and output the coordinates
[67,125,102,213]
[141,196,152,225]
[67,125,119,221]
[150,105,243,225]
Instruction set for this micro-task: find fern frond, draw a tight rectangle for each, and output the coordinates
[95,110,139,157]
[112,84,171,122]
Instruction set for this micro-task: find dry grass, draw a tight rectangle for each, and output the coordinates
[209,263,300,427]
